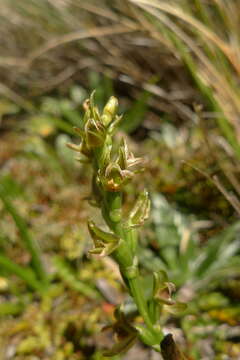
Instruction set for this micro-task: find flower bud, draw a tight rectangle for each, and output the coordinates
[102,96,118,126]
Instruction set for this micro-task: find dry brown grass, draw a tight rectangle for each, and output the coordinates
[0,0,240,161]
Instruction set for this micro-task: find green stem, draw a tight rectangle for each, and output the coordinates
[129,276,157,333]
[102,194,124,238]
[103,188,162,338]
[125,227,138,256]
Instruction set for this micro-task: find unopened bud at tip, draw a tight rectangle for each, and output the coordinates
[102,96,118,126]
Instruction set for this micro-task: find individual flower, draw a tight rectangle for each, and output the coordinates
[100,138,144,192]
[153,270,186,314]
[103,307,138,356]
[88,220,121,257]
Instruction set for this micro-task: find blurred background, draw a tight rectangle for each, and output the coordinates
[0,1,240,359]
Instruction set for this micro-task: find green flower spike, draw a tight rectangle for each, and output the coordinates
[67,92,184,356]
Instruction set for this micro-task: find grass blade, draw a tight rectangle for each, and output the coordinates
[0,184,48,286]
[0,254,44,292]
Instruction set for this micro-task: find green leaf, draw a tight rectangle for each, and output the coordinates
[195,222,240,278]
[0,183,48,286]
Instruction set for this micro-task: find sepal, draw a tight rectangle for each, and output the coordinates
[84,90,101,124]
[164,302,187,315]
[108,114,122,134]
[117,138,143,170]
[66,142,82,152]
[128,190,150,228]
[67,139,91,158]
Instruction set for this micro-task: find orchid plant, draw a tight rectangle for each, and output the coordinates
[68,92,185,357]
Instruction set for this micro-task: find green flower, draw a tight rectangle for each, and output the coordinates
[100,139,144,192]
[153,270,187,314]
[103,307,138,356]
[88,220,121,257]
